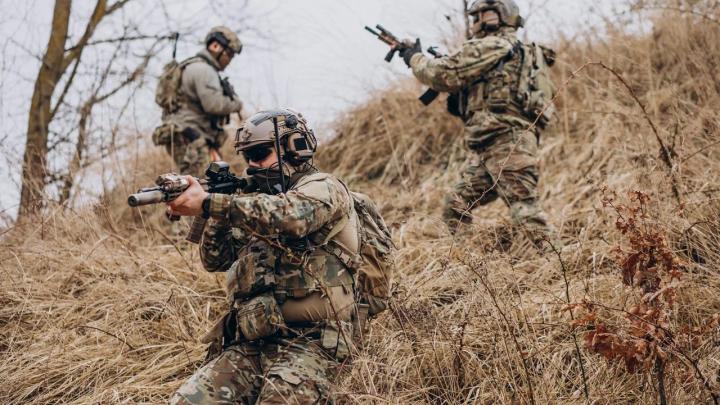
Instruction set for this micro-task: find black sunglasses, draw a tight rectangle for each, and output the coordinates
[242,146,273,162]
[222,47,236,59]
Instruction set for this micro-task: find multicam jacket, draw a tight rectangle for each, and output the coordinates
[163,49,243,148]
[200,170,356,304]
[409,28,534,148]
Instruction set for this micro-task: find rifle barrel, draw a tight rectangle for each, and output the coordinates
[127,189,166,207]
[364,26,380,36]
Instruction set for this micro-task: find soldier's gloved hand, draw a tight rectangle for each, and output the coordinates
[220,77,236,99]
[167,176,208,217]
[400,38,422,68]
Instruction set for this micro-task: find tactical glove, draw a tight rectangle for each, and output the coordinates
[400,38,422,68]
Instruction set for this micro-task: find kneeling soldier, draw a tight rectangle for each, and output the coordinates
[167,109,360,404]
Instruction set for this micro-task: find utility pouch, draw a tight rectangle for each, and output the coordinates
[321,320,355,361]
[527,90,554,128]
[486,76,511,113]
[236,293,286,341]
[151,123,182,146]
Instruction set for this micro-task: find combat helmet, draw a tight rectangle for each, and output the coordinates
[205,26,243,55]
[468,0,524,30]
[235,109,317,165]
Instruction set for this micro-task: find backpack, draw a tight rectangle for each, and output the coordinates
[515,43,556,128]
[349,191,395,316]
[301,173,395,317]
[155,57,199,115]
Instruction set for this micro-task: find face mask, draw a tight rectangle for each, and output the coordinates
[246,166,288,195]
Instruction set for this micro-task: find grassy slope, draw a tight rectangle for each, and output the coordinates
[2,8,720,405]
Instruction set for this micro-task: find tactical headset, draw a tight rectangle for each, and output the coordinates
[238,109,318,166]
[280,111,317,165]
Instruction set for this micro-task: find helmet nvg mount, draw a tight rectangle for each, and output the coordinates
[235,109,318,166]
[205,26,243,55]
[468,0,524,30]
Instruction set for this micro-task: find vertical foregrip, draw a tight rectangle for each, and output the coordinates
[186,216,208,244]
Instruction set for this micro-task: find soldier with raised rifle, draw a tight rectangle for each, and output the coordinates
[369,0,558,251]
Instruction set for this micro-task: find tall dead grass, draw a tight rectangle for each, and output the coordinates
[2,4,720,404]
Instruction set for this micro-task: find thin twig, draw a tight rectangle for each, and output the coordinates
[548,241,590,403]
[470,265,536,405]
[77,325,136,351]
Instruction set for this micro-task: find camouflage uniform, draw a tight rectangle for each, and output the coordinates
[160,49,242,177]
[170,169,357,404]
[409,28,551,245]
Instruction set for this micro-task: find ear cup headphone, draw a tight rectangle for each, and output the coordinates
[278,110,317,165]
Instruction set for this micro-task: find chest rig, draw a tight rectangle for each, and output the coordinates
[226,172,358,306]
[466,36,525,117]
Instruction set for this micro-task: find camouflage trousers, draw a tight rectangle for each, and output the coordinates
[165,137,212,178]
[170,338,335,404]
[443,129,553,248]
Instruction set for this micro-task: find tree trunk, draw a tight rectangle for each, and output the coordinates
[18,0,72,218]
[60,102,91,204]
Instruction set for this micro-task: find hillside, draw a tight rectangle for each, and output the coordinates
[2,6,720,404]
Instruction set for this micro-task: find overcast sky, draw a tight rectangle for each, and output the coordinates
[0,0,630,218]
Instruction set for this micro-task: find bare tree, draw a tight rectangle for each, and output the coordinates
[12,0,273,220]
[58,39,159,203]
[18,0,132,218]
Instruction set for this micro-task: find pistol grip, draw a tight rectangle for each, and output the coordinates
[186,216,208,244]
[419,89,440,106]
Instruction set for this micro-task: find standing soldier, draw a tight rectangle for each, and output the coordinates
[153,26,244,177]
[397,0,557,250]
[165,109,360,403]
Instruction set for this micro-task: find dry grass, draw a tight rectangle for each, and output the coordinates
[3,4,720,404]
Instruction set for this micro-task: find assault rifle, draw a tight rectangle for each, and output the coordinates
[220,77,236,101]
[128,161,248,243]
[364,24,444,106]
[364,24,404,62]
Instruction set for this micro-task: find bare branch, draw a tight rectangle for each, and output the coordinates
[106,0,132,15]
[64,33,175,52]
[49,55,82,121]
[60,0,108,72]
